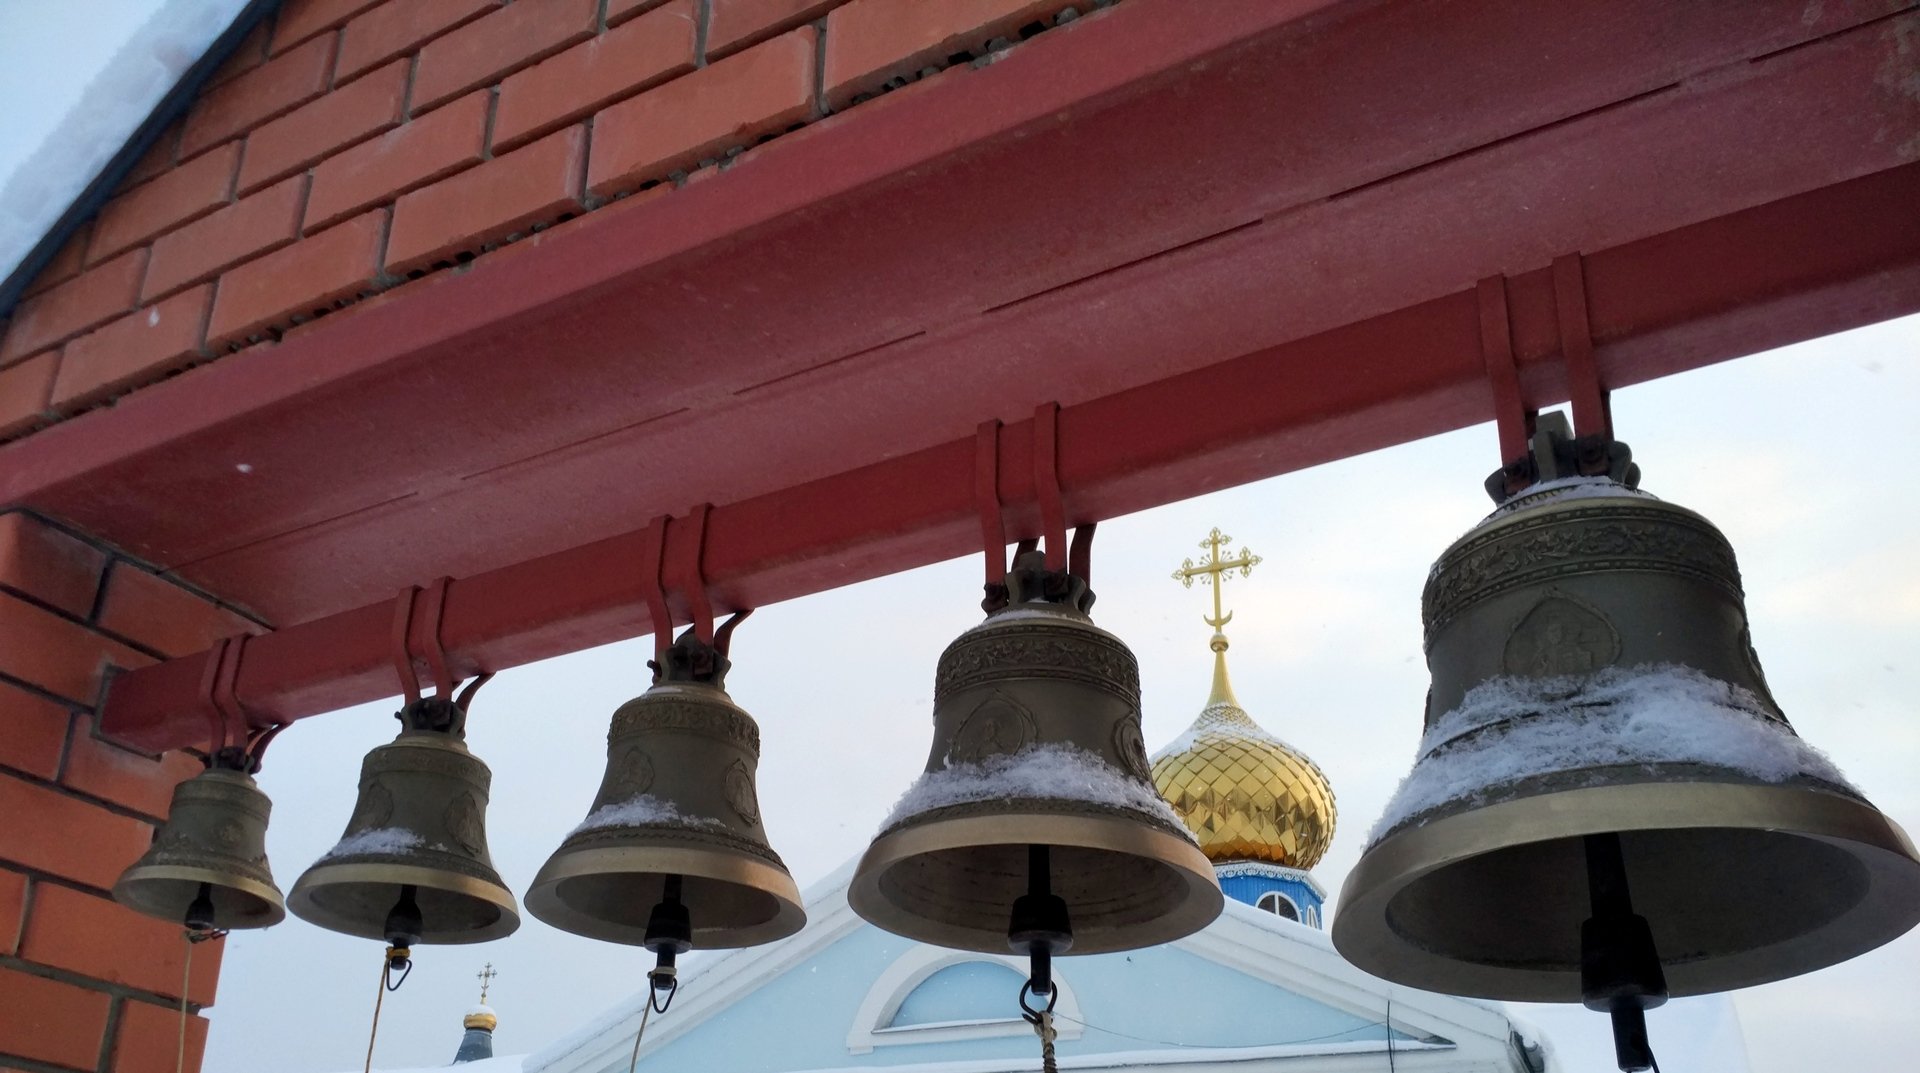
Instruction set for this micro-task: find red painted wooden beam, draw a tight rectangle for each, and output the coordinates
[99,162,1920,750]
[5,0,1913,634]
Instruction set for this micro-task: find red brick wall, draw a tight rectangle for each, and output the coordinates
[0,0,1103,442]
[0,511,264,1073]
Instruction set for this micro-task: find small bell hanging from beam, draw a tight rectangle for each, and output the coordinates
[524,615,806,951]
[115,637,287,933]
[288,681,520,949]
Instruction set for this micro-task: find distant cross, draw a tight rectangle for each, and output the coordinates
[477,963,497,1003]
[1172,527,1261,635]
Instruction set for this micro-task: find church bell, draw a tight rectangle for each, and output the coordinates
[525,624,805,952]
[851,547,1222,956]
[288,695,520,946]
[114,753,286,931]
[1335,422,1920,1018]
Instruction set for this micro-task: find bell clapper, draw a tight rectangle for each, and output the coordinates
[1580,833,1667,1072]
[381,884,423,990]
[1011,845,1069,1073]
[620,875,693,1073]
[642,874,691,1013]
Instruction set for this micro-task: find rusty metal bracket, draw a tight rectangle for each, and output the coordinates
[196,636,234,756]
[639,514,675,664]
[390,584,423,706]
[678,503,717,646]
[1032,402,1068,572]
[977,420,1013,612]
[1553,253,1611,444]
[1478,275,1536,487]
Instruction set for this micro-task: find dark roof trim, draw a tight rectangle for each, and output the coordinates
[0,0,285,320]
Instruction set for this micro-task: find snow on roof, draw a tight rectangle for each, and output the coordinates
[358,1056,524,1073]
[0,0,250,286]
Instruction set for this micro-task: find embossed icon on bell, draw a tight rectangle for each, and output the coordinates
[1333,414,1920,1071]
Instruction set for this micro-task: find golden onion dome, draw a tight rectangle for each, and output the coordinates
[1151,639,1337,869]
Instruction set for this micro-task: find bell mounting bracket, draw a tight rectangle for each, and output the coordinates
[191,633,287,774]
[390,577,493,738]
[1480,259,1637,503]
[641,505,751,689]
[977,404,1097,615]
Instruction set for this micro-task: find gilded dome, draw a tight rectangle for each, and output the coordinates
[1151,648,1336,869]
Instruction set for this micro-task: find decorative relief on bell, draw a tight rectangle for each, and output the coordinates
[446,793,485,857]
[949,691,1037,763]
[353,779,395,828]
[1111,716,1151,780]
[602,747,657,801]
[612,694,762,751]
[936,621,1140,704]
[724,760,760,825]
[1423,502,1742,638]
[1503,592,1621,677]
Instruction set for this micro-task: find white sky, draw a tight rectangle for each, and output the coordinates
[1,6,1915,1073]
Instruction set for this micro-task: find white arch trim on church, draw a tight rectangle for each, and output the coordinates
[846,946,1086,1054]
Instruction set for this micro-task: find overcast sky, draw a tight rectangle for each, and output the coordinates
[2,5,1915,1073]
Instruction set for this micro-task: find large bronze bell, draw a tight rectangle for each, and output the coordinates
[114,754,285,931]
[288,696,519,945]
[1335,423,1920,1025]
[525,626,805,951]
[851,548,1222,956]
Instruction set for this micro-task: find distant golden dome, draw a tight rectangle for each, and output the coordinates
[1151,646,1336,869]
[464,1004,497,1032]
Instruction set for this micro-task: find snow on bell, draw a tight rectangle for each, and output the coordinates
[525,621,805,952]
[289,695,519,946]
[1335,422,1920,1018]
[851,547,1222,956]
[114,753,285,931]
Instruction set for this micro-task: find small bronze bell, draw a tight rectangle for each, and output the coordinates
[851,547,1222,956]
[1335,420,1920,1036]
[526,624,805,951]
[114,752,285,931]
[288,695,519,945]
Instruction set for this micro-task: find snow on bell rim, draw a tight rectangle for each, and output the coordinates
[851,550,1222,956]
[1333,451,1920,1004]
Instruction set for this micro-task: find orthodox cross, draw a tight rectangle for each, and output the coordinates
[477,963,497,1003]
[1172,527,1261,638]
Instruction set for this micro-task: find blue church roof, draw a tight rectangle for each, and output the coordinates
[527,861,1539,1073]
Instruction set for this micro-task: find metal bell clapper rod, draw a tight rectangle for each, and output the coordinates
[383,884,424,986]
[1582,833,1667,1072]
[1010,845,1072,1010]
[642,875,691,1009]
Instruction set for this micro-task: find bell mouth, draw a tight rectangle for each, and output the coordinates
[851,809,1223,955]
[524,845,805,948]
[114,868,286,930]
[1333,781,1920,1001]
[287,863,520,944]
